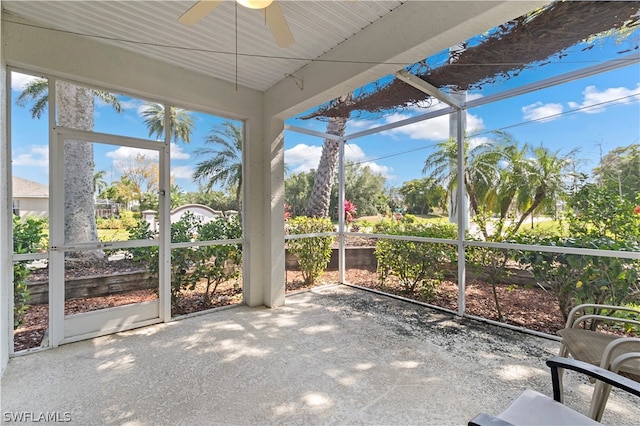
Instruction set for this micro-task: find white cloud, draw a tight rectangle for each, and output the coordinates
[106,144,189,162]
[522,102,564,122]
[137,103,157,117]
[384,111,485,141]
[568,84,640,114]
[285,142,393,179]
[13,145,49,167]
[107,146,157,161]
[343,144,366,162]
[171,143,190,160]
[359,161,393,179]
[468,136,492,150]
[347,119,378,132]
[119,99,143,111]
[171,165,194,180]
[284,143,323,175]
[11,72,41,91]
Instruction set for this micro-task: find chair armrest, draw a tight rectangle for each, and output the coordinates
[602,338,640,370]
[572,314,640,330]
[546,356,640,402]
[565,304,640,328]
[468,413,516,426]
[611,352,640,373]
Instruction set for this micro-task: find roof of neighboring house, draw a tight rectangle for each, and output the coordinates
[13,176,49,198]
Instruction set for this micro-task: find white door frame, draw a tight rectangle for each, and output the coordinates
[49,127,167,346]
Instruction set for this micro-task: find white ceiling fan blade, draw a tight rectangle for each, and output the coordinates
[178,0,224,26]
[264,2,294,48]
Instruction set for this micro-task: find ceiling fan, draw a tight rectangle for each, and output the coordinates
[178,0,295,48]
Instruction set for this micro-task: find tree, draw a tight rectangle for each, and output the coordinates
[185,189,237,213]
[193,121,244,207]
[567,181,640,241]
[16,78,122,260]
[510,146,574,233]
[399,178,446,215]
[93,170,108,195]
[141,103,195,143]
[306,94,353,217]
[112,177,138,210]
[116,152,160,205]
[285,171,315,218]
[329,161,387,219]
[424,132,573,239]
[593,144,640,201]
[423,135,504,238]
[170,184,188,209]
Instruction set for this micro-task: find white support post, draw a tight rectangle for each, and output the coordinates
[159,103,171,322]
[455,107,466,317]
[1,48,12,371]
[338,138,346,283]
[49,79,65,347]
[244,116,285,308]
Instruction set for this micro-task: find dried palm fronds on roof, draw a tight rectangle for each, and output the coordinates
[304,1,639,120]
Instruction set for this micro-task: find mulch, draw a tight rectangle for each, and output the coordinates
[14,264,565,352]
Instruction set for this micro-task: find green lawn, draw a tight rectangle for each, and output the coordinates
[98,229,130,241]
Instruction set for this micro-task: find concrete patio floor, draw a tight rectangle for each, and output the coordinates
[2,285,639,425]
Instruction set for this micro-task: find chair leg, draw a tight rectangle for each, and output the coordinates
[588,380,613,422]
[556,344,570,403]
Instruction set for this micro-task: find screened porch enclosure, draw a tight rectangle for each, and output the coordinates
[2,2,639,406]
[284,49,640,338]
[3,1,556,370]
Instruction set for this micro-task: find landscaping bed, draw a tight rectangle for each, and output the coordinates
[15,259,565,352]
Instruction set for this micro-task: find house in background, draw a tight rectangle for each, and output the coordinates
[12,176,48,219]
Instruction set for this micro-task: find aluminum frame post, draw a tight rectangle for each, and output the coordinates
[338,137,346,283]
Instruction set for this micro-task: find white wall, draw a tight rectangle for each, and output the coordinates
[14,197,48,219]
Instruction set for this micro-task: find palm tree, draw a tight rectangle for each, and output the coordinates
[305,93,353,218]
[511,146,574,232]
[16,78,121,260]
[141,103,195,143]
[193,121,244,206]
[93,170,108,196]
[423,136,505,238]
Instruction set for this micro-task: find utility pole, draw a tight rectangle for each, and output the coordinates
[617,169,622,197]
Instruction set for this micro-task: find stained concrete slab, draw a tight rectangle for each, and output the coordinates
[2,285,639,425]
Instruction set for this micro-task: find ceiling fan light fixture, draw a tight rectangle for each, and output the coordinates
[237,0,273,9]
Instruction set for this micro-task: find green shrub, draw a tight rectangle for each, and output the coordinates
[374,218,456,296]
[126,213,244,307]
[96,217,122,230]
[168,212,202,303]
[607,303,640,334]
[287,217,335,285]
[514,234,640,321]
[119,210,139,228]
[13,215,46,328]
[193,215,243,306]
[465,239,518,322]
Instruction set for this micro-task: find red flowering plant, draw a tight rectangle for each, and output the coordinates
[634,205,640,215]
[344,199,357,223]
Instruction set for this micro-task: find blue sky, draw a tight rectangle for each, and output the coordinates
[10,24,640,194]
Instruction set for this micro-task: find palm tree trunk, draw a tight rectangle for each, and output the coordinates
[305,94,353,218]
[57,82,102,261]
[513,189,544,233]
[305,115,348,218]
